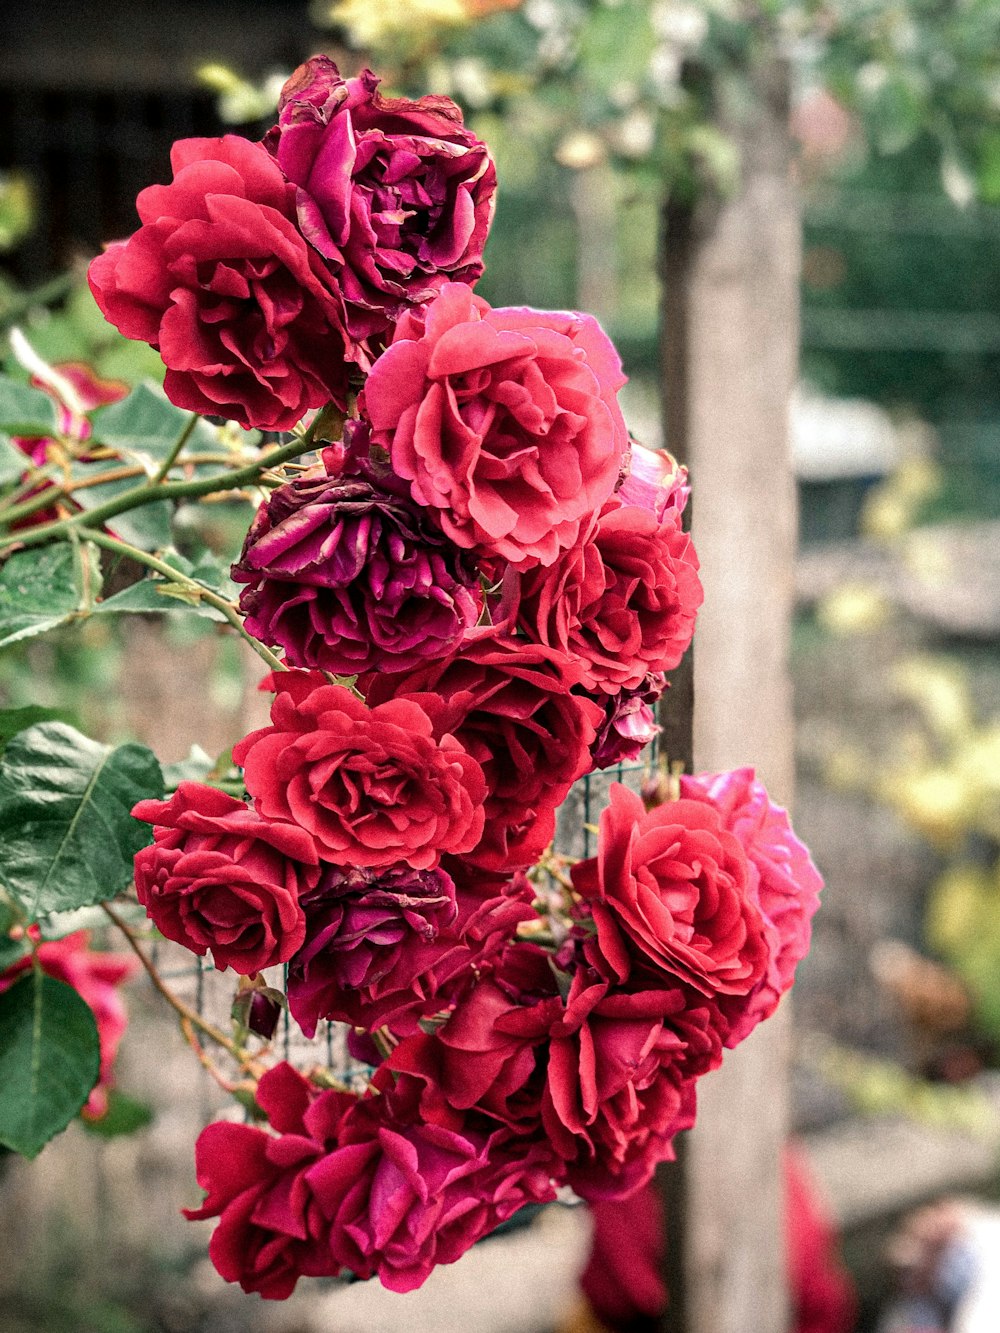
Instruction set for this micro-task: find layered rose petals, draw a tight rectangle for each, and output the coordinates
[271,58,496,351]
[131,783,317,974]
[88,136,351,430]
[363,283,629,567]
[234,673,486,870]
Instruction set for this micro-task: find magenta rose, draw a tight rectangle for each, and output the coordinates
[88,135,350,430]
[308,1071,558,1292]
[362,282,629,567]
[232,458,481,676]
[366,633,601,871]
[185,1063,359,1298]
[679,767,823,1045]
[502,497,702,692]
[590,671,666,769]
[233,672,486,871]
[270,58,496,350]
[571,784,770,999]
[131,783,317,974]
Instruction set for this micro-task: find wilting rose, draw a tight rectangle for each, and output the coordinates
[0,928,138,1119]
[618,441,689,518]
[232,460,481,676]
[88,135,350,430]
[680,767,823,1045]
[270,58,496,350]
[234,673,486,871]
[363,282,629,567]
[366,633,601,871]
[184,1063,358,1299]
[503,497,702,692]
[309,1072,558,1292]
[131,783,317,974]
[590,672,665,769]
[571,783,769,999]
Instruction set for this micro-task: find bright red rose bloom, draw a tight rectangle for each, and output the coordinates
[363,282,629,567]
[270,58,496,351]
[366,633,601,871]
[503,497,702,692]
[680,767,823,1045]
[132,783,317,973]
[88,135,350,430]
[571,784,769,999]
[0,929,138,1119]
[234,672,486,871]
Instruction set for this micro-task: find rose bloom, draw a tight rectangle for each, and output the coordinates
[0,928,138,1119]
[132,783,317,974]
[185,1062,358,1299]
[590,672,665,770]
[680,767,823,1045]
[270,58,496,351]
[362,282,629,567]
[232,457,481,676]
[366,632,601,871]
[618,440,689,518]
[234,672,486,870]
[88,135,350,430]
[571,783,770,999]
[503,497,702,692]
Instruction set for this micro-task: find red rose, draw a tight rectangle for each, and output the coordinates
[502,497,702,692]
[234,672,486,871]
[362,282,629,567]
[0,929,138,1119]
[679,768,823,1045]
[131,783,317,974]
[366,633,601,871]
[270,58,496,351]
[88,136,350,430]
[184,1063,359,1299]
[571,784,770,999]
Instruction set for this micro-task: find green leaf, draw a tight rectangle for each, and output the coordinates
[0,705,76,755]
[0,432,28,486]
[0,375,58,438]
[93,548,235,621]
[0,897,28,971]
[0,721,163,918]
[162,744,215,788]
[91,383,215,465]
[0,970,100,1158]
[0,541,102,648]
[72,466,173,551]
[81,1089,154,1139]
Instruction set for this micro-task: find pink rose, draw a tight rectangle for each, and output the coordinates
[571,784,770,999]
[233,672,486,871]
[88,136,350,430]
[0,929,138,1119]
[270,58,496,351]
[362,282,629,567]
[618,441,689,518]
[502,497,702,692]
[131,783,317,974]
[365,633,601,871]
[679,768,823,1045]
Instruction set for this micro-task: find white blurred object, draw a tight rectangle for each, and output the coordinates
[791,385,900,480]
[953,1207,1000,1332]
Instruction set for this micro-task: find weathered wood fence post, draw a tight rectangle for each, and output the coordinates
[658,49,801,1333]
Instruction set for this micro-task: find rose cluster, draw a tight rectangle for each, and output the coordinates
[95,54,822,1299]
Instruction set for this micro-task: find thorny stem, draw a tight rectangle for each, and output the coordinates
[77,526,287,674]
[102,900,265,1081]
[150,412,199,486]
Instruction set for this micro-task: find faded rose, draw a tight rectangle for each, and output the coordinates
[590,672,666,770]
[680,767,823,1045]
[618,441,689,518]
[131,783,317,974]
[88,135,350,430]
[234,673,486,870]
[503,497,702,692]
[363,282,629,567]
[232,461,481,676]
[271,58,495,349]
[571,784,769,999]
[366,633,600,871]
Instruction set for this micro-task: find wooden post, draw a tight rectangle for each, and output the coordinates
[658,51,801,1333]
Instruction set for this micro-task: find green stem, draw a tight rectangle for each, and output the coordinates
[0,433,318,552]
[0,463,60,516]
[78,526,287,674]
[150,412,199,486]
